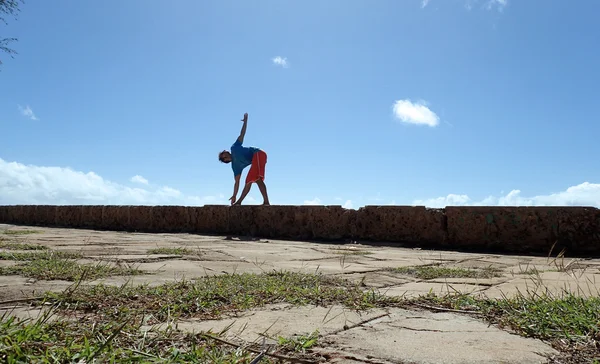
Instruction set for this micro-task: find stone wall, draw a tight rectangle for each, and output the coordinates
[0,205,599,256]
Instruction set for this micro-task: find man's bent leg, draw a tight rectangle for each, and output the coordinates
[235,182,252,205]
[256,179,270,205]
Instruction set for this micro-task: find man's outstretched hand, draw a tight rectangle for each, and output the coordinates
[241,113,248,122]
[229,196,236,205]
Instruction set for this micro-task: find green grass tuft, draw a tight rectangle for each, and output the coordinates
[147,247,200,256]
[277,330,320,354]
[0,250,81,261]
[2,229,41,235]
[0,240,47,251]
[393,265,503,280]
[415,291,600,363]
[44,271,397,322]
[329,248,373,256]
[419,292,600,342]
[0,250,145,281]
[0,312,279,363]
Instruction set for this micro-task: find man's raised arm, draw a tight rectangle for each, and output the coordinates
[237,113,248,143]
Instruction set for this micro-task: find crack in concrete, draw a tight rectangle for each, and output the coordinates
[386,323,495,334]
[325,313,392,336]
[403,316,450,321]
[472,259,512,267]
[97,256,180,263]
[290,257,343,262]
[427,281,499,287]
[212,249,239,258]
[319,350,403,364]
[330,269,392,276]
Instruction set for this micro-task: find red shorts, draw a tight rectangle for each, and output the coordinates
[246,150,267,184]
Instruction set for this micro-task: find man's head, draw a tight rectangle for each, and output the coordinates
[218,150,232,163]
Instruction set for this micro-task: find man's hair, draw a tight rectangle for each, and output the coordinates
[218,150,230,163]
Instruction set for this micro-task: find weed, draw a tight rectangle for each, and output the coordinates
[44,271,397,322]
[0,251,145,281]
[0,240,47,251]
[512,263,542,276]
[0,310,279,363]
[147,247,200,256]
[393,265,503,280]
[415,291,600,363]
[0,250,81,261]
[329,248,373,256]
[2,229,41,235]
[417,291,600,339]
[276,330,320,354]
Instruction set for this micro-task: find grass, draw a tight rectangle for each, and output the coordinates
[329,248,373,256]
[10,271,382,362]
[4,266,599,363]
[0,250,145,281]
[147,247,200,256]
[0,250,80,261]
[2,229,41,235]
[0,310,281,363]
[418,292,600,341]
[276,330,320,354]
[43,271,397,322]
[0,240,47,251]
[516,267,542,275]
[393,265,503,280]
[414,291,600,363]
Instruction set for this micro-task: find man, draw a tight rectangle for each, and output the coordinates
[218,113,271,206]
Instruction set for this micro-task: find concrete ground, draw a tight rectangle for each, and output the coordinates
[2,224,599,363]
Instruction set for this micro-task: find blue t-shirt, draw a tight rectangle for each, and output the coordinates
[231,139,260,177]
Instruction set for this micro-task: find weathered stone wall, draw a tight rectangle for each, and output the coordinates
[0,205,599,256]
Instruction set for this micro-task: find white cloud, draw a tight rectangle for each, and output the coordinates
[304,197,322,205]
[368,193,385,202]
[18,105,38,121]
[392,99,439,127]
[0,158,226,206]
[413,182,600,208]
[130,175,149,185]
[272,56,289,68]
[465,0,507,11]
[303,198,354,208]
[486,0,507,11]
[421,0,431,8]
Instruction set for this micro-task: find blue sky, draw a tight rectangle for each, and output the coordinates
[1,0,600,208]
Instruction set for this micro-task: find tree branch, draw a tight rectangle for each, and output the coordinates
[0,0,24,25]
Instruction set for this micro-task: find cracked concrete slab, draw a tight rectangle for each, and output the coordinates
[381,282,488,298]
[481,271,600,299]
[337,272,414,288]
[145,304,389,345]
[0,276,73,301]
[321,308,557,364]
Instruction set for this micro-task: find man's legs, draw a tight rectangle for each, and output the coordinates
[236,180,269,205]
[236,150,269,205]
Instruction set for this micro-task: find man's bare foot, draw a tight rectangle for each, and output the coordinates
[262,202,270,206]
